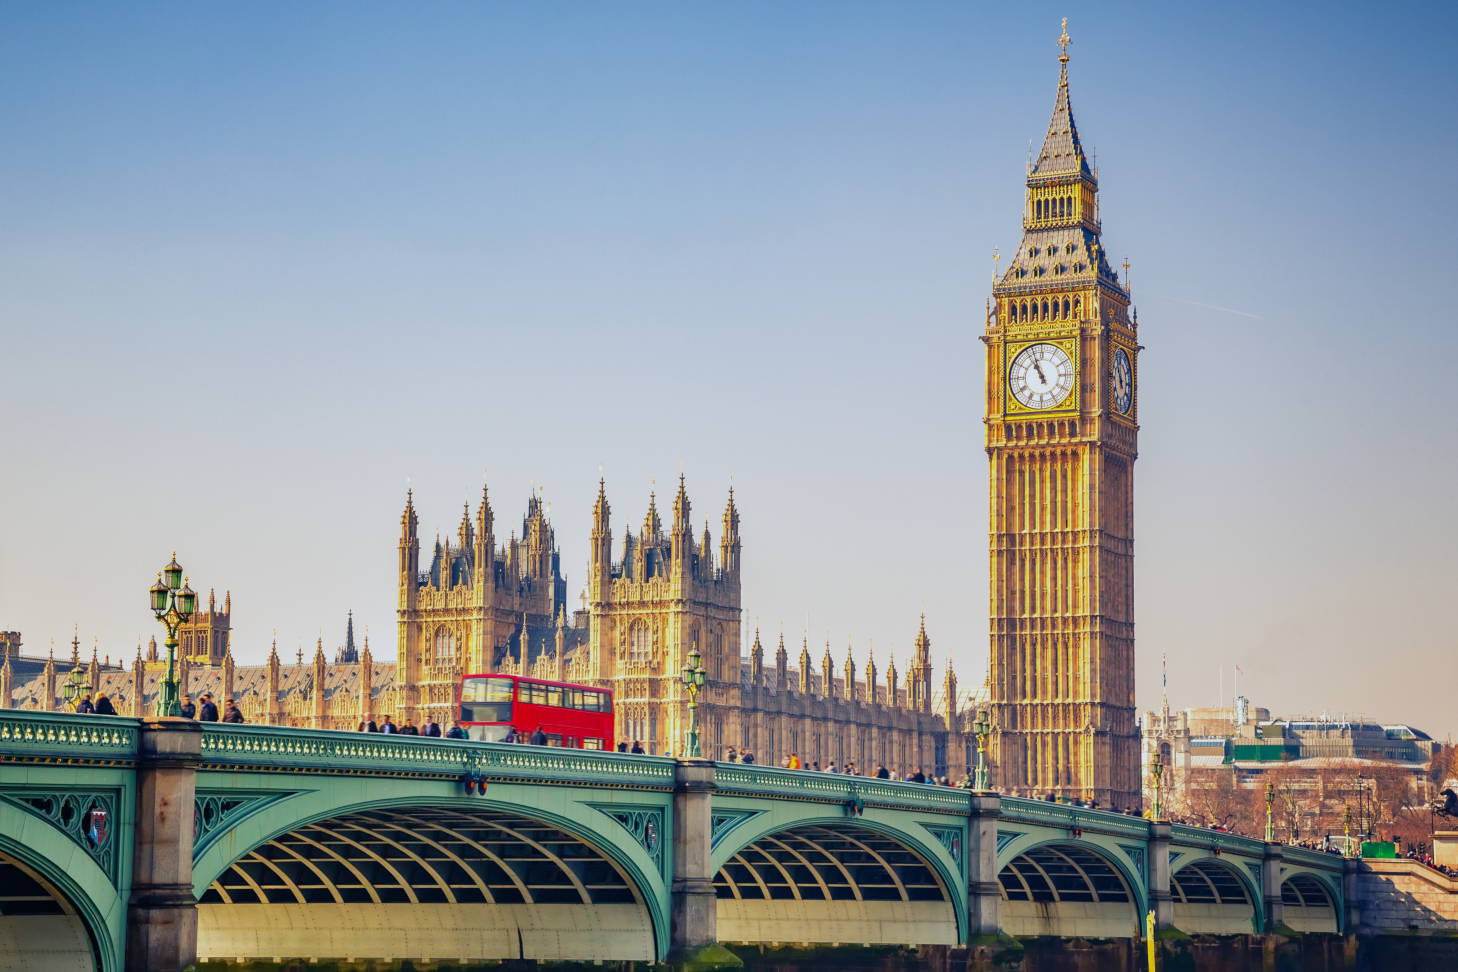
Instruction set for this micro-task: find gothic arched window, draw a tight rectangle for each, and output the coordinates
[628,621,651,664]
[431,626,457,666]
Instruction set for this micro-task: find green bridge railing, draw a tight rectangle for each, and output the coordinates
[0,709,139,762]
[199,723,677,787]
[713,761,972,813]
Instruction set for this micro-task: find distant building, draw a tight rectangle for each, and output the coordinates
[1143,698,1442,835]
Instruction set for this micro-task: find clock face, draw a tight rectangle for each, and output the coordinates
[1111,347,1133,414]
[1009,343,1075,409]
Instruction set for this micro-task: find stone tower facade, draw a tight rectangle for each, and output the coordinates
[397,487,571,727]
[985,27,1140,807]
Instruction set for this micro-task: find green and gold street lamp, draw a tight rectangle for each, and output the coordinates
[680,644,707,759]
[973,710,993,791]
[1265,780,1277,843]
[149,553,196,717]
[1148,748,1165,821]
[1343,805,1355,858]
[61,662,89,711]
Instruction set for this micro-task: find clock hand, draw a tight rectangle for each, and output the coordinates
[1032,359,1048,384]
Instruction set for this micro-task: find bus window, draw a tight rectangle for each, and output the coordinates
[467,724,516,743]
[461,677,513,724]
[582,738,605,751]
[545,733,563,747]
[544,685,563,708]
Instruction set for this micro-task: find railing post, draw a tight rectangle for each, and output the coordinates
[670,758,717,953]
[966,792,1002,938]
[1342,856,1361,935]
[126,719,202,972]
[1261,842,1285,932]
[1148,820,1173,929]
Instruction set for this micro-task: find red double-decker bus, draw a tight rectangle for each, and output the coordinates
[458,673,614,749]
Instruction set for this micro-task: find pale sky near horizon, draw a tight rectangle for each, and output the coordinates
[2,2,1455,738]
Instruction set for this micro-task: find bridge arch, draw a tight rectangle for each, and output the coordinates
[0,805,120,972]
[192,792,666,964]
[1169,857,1260,934]
[998,839,1144,938]
[1280,872,1339,933]
[711,814,964,946]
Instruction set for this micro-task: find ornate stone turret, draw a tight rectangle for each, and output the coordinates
[264,639,283,725]
[131,649,144,717]
[336,610,359,663]
[864,650,877,705]
[821,644,835,700]
[911,614,933,713]
[798,639,812,695]
[42,645,56,711]
[887,655,900,709]
[843,641,856,702]
[0,651,12,709]
[221,648,235,704]
[775,633,788,690]
[312,639,327,729]
[750,629,763,685]
[720,488,741,576]
[358,634,373,725]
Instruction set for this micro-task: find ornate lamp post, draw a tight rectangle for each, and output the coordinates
[1148,748,1164,820]
[61,662,88,711]
[1343,805,1355,858]
[149,553,196,717]
[973,710,992,791]
[680,644,707,759]
[1265,780,1277,843]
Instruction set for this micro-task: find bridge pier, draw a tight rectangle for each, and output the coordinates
[126,719,201,972]
[968,792,1001,936]
[671,758,718,953]
[1262,842,1285,931]
[1148,820,1174,929]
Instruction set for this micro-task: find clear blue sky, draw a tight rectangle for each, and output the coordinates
[2,2,1454,737]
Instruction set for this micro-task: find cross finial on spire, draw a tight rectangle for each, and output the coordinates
[1058,17,1070,63]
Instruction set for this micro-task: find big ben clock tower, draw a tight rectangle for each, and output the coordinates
[985,21,1140,808]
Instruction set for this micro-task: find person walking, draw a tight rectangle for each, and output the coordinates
[76,694,94,714]
[740,749,754,764]
[529,726,548,746]
[423,720,441,737]
[379,715,398,733]
[400,721,419,736]
[630,740,645,755]
[617,741,629,753]
[179,694,197,719]
[198,694,219,721]
[93,693,117,716]
[874,763,890,780]
[446,722,467,739]
[222,699,244,723]
[788,753,802,770]
[725,746,739,762]
[358,714,378,732]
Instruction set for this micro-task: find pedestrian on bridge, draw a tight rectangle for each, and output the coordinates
[529,726,548,746]
[94,694,117,716]
[446,722,467,740]
[77,694,94,714]
[198,694,219,721]
[379,716,397,733]
[222,699,244,723]
[358,714,378,732]
[423,720,441,737]
[180,694,197,719]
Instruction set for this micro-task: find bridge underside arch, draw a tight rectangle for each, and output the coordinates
[1281,873,1338,933]
[197,805,654,963]
[1171,859,1258,934]
[999,844,1139,938]
[713,824,957,946]
[0,853,98,972]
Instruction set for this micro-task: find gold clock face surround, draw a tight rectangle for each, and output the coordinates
[1009,342,1075,410]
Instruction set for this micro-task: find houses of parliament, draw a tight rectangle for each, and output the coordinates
[2,26,1142,804]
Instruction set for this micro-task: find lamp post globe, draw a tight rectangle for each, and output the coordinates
[149,555,196,718]
[681,645,706,759]
[61,664,88,711]
[972,710,992,791]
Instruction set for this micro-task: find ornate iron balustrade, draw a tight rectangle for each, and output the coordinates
[712,763,971,813]
[0,710,139,761]
[1000,795,1153,838]
[199,724,675,787]
[1170,823,1267,858]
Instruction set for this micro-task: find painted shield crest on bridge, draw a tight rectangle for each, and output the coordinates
[84,805,110,848]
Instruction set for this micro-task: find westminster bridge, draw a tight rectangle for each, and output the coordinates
[0,712,1360,971]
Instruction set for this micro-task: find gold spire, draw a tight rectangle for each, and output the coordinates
[1058,17,1070,64]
